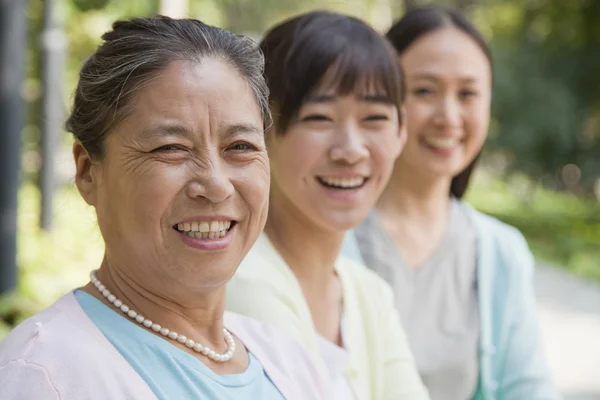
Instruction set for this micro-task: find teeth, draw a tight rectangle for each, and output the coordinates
[423,137,459,149]
[175,220,233,238]
[319,176,366,189]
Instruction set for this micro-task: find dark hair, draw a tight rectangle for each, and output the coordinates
[66,16,271,161]
[259,11,403,134]
[387,6,492,198]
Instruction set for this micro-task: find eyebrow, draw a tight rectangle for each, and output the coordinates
[304,93,392,104]
[140,122,262,141]
[140,123,190,140]
[409,73,479,84]
[224,123,263,138]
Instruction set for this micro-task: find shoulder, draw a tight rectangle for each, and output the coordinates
[226,234,313,349]
[232,233,296,288]
[336,256,395,307]
[0,293,155,399]
[0,295,110,396]
[224,312,330,399]
[463,203,533,267]
[0,294,94,365]
[462,203,535,283]
[463,203,530,251]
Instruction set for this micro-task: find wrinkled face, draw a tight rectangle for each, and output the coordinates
[399,27,492,179]
[267,81,404,233]
[75,59,269,295]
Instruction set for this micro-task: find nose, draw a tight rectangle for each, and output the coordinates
[329,123,369,165]
[433,95,462,129]
[186,159,235,204]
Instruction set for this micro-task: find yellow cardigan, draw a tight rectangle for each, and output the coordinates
[226,233,429,400]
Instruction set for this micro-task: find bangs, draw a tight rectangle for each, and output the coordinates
[317,49,402,103]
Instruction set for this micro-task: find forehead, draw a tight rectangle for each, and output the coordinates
[401,27,491,81]
[126,59,262,132]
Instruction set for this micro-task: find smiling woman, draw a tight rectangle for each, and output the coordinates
[0,16,329,400]
[342,6,559,400]
[226,10,429,400]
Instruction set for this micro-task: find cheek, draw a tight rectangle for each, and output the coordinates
[465,106,490,144]
[369,138,399,177]
[233,159,271,216]
[109,164,187,230]
[269,136,318,185]
[405,99,432,127]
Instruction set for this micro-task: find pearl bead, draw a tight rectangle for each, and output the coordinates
[88,269,235,363]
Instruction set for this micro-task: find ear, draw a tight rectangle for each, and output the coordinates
[395,105,408,158]
[73,140,100,206]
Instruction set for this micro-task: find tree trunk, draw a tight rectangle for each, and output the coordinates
[0,0,26,294]
[159,0,188,18]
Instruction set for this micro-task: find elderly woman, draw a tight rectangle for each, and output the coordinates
[0,16,328,399]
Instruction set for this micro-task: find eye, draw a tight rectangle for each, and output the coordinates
[459,89,478,99]
[413,87,434,96]
[364,114,389,122]
[301,114,332,122]
[227,142,257,152]
[152,144,184,153]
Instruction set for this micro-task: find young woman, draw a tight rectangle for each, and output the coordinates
[226,11,429,400]
[342,6,559,400]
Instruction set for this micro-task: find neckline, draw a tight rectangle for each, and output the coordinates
[371,198,461,275]
[74,289,262,387]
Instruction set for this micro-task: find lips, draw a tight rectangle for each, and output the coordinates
[173,220,235,239]
[422,137,461,149]
[316,176,368,190]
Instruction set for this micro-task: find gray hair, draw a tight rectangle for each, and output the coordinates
[66,16,271,160]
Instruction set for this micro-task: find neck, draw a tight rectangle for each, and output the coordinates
[83,257,228,351]
[377,160,453,224]
[264,191,344,292]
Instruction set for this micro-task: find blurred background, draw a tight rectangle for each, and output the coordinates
[0,0,599,398]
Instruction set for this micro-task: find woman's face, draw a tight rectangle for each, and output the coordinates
[398,27,492,180]
[267,82,404,233]
[75,59,269,296]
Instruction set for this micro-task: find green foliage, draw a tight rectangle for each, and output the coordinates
[466,171,600,281]
[473,0,600,194]
[0,184,104,340]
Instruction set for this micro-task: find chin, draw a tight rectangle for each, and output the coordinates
[321,214,365,233]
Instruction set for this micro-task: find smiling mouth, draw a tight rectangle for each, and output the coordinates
[422,137,463,149]
[316,176,368,190]
[173,220,236,239]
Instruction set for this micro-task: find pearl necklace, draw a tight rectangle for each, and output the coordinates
[89,270,235,362]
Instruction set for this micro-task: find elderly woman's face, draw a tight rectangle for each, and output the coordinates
[76,59,269,294]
